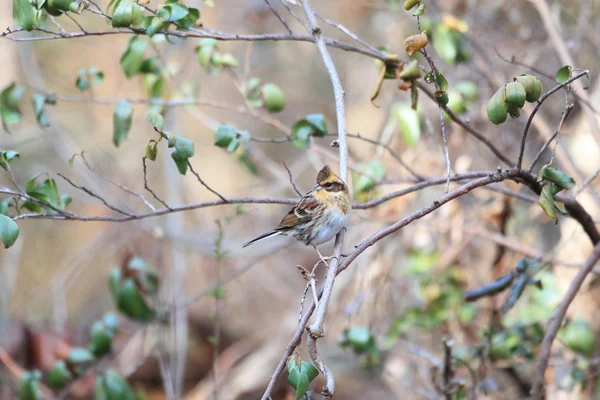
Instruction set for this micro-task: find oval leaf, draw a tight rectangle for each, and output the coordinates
[113,100,133,147]
[0,214,19,248]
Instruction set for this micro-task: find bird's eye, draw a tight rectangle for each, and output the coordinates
[325,182,333,188]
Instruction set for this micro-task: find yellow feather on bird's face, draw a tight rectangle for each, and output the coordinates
[312,165,350,213]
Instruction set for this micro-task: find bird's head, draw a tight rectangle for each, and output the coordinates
[313,165,349,198]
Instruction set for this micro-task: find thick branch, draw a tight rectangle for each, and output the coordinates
[531,242,600,399]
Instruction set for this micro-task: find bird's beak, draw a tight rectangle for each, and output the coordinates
[313,184,322,190]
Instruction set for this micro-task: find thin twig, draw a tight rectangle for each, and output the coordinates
[264,0,292,33]
[187,161,228,202]
[516,70,589,169]
[575,164,600,196]
[528,104,574,172]
[142,156,171,210]
[283,162,303,197]
[531,242,600,399]
[77,152,155,211]
[57,173,134,217]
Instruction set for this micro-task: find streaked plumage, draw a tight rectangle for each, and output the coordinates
[243,165,351,249]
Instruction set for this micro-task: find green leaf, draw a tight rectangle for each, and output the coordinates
[434,90,449,106]
[16,371,43,400]
[455,80,478,101]
[48,361,72,389]
[539,185,558,222]
[146,140,158,161]
[146,112,164,131]
[120,37,149,78]
[398,60,420,80]
[353,159,385,195]
[13,0,37,31]
[1,83,26,133]
[541,167,576,190]
[432,25,457,64]
[195,38,219,75]
[68,347,95,365]
[32,93,55,128]
[48,0,79,12]
[89,321,113,357]
[424,71,449,91]
[116,278,156,321]
[556,66,571,84]
[112,0,140,27]
[96,369,135,400]
[342,327,372,352]
[403,0,420,11]
[0,150,20,170]
[392,104,421,146]
[413,3,426,16]
[0,197,12,216]
[113,100,133,147]
[290,114,328,149]
[158,4,189,22]
[0,214,19,249]
[286,355,319,400]
[170,136,195,174]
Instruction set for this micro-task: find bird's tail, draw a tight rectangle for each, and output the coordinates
[242,230,282,247]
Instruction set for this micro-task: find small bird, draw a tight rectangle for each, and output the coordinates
[243,165,351,263]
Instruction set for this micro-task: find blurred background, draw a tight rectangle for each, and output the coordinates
[1,0,600,399]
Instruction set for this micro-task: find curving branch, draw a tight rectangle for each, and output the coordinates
[531,242,600,399]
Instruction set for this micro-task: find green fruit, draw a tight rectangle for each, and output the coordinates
[562,321,596,357]
[261,83,286,113]
[89,321,113,357]
[487,89,508,125]
[503,82,526,108]
[48,361,72,389]
[515,74,543,103]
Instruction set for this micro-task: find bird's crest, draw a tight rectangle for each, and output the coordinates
[316,165,335,184]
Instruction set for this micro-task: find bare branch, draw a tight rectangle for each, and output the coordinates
[142,157,171,211]
[187,161,228,202]
[531,242,600,399]
[264,0,293,34]
[282,162,303,197]
[57,173,134,217]
[528,104,574,172]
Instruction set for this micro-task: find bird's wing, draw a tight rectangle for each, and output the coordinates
[275,192,319,232]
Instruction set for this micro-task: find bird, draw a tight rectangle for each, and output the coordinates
[243,165,351,264]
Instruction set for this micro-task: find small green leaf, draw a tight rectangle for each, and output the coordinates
[342,327,372,352]
[556,66,571,84]
[113,100,133,147]
[541,167,576,190]
[13,0,37,31]
[286,355,319,400]
[0,150,20,170]
[392,103,421,146]
[68,347,95,365]
[120,37,149,78]
[32,93,55,128]
[0,197,12,216]
[432,25,457,64]
[398,60,421,80]
[89,321,113,357]
[146,140,158,161]
[539,185,558,223]
[146,112,164,131]
[96,369,135,400]
[413,3,426,16]
[115,278,156,321]
[0,214,19,248]
[403,0,420,11]
[16,370,43,400]
[48,361,72,389]
[353,159,385,195]
[170,136,195,175]
[455,80,478,101]
[434,90,449,106]
[424,71,449,91]
[1,83,26,133]
[215,124,236,148]
[112,0,139,27]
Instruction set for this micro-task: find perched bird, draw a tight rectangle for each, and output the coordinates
[243,165,351,263]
